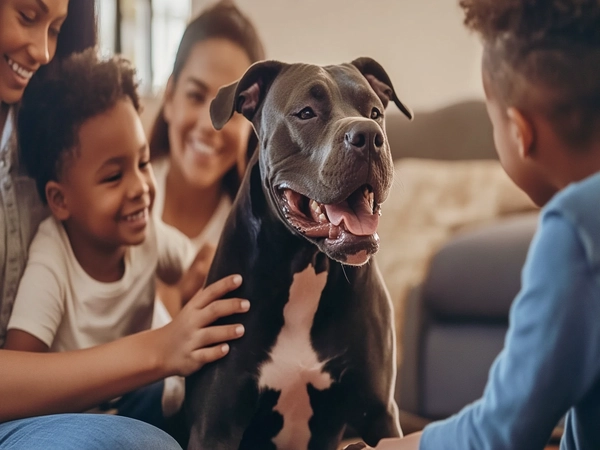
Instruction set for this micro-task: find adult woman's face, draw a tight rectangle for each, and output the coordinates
[0,0,68,105]
[163,38,253,190]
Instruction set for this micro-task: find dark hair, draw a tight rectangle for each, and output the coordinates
[149,0,264,198]
[18,49,140,203]
[34,0,97,81]
[460,0,600,146]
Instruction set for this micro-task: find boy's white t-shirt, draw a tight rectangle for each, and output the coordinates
[7,214,195,351]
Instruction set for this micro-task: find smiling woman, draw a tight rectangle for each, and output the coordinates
[0,0,68,105]
[148,0,265,316]
[0,1,189,449]
[0,0,95,346]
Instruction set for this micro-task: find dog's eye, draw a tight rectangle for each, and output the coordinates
[370,108,382,120]
[296,107,316,120]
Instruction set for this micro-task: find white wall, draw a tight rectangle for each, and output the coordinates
[191,0,484,112]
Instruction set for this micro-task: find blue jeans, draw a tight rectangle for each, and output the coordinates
[98,380,167,430]
[0,414,182,449]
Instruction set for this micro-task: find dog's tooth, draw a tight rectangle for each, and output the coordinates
[318,213,328,223]
[315,206,323,215]
[310,200,320,212]
[329,225,340,239]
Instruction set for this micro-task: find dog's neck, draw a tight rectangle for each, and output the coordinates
[207,159,331,285]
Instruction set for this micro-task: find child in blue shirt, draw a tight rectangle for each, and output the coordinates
[347,1,600,449]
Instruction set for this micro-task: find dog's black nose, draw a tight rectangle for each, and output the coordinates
[344,122,384,154]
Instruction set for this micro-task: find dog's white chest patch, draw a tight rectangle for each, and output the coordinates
[257,264,333,450]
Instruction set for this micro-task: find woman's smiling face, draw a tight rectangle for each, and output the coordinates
[0,0,68,105]
[163,38,253,190]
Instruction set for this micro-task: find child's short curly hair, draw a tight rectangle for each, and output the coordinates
[460,0,600,145]
[18,48,141,202]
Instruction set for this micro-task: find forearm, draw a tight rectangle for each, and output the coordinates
[345,433,422,450]
[0,328,169,422]
[379,432,422,449]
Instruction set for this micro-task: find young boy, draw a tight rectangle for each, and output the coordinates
[347,1,600,449]
[3,49,213,428]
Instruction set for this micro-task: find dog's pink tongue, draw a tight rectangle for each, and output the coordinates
[324,196,378,236]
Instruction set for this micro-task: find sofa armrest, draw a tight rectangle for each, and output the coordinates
[396,212,538,419]
[423,212,539,321]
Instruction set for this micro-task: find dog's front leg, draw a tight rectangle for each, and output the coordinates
[345,268,403,448]
[355,401,402,447]
[186,371,260,450]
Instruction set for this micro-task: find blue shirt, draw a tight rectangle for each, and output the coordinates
[421,171,600,450]
[0,108,49,346]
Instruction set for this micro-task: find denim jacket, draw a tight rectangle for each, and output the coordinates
[0,108,49,346]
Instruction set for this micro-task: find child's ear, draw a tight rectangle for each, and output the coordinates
[45,181,70,221]
[507,107,534,159]
[163,75,175,124]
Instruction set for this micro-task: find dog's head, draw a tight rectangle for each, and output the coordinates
[211,58,412,266]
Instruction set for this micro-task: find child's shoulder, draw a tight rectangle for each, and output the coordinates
[27,216,72,265]
[546,171,600,216]
[543,171,600,265]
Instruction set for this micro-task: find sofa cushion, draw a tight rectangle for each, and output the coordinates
[423,213,539,321]
[420,323,506,418]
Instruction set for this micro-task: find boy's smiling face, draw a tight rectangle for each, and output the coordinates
[54,97,156,248]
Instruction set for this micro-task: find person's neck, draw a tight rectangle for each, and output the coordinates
[0,102,9,139]
[63,220,127,282]
[550,142,600,189]
[162,163,224,240]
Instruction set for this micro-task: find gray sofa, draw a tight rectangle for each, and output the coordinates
[382,100,541,434]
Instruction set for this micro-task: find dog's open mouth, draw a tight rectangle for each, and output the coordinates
[279,185,379,238]
[277,185,381,265]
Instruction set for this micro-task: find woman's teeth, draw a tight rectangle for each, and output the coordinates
[189,140,217,156]
[6,57,33,80]
[124,209,147,222]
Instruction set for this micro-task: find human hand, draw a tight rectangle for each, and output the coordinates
[156,274,249,377]
[179,243,217,306]
[344,443,372,450]
[344,435,420,450]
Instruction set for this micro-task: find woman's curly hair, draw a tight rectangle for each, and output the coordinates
[460,0,600,145]
[18,48,141,202]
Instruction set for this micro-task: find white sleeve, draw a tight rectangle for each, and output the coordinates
[7,260,65,348]
[154,218,196,285]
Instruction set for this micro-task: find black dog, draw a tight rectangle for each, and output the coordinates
[185,57,413,450]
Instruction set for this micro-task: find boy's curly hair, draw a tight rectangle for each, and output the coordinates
[460,0,600,145]
[18,48,141,202]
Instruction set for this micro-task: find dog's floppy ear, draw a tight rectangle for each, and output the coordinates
[350,57,413,121]
[211,60,286,130]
